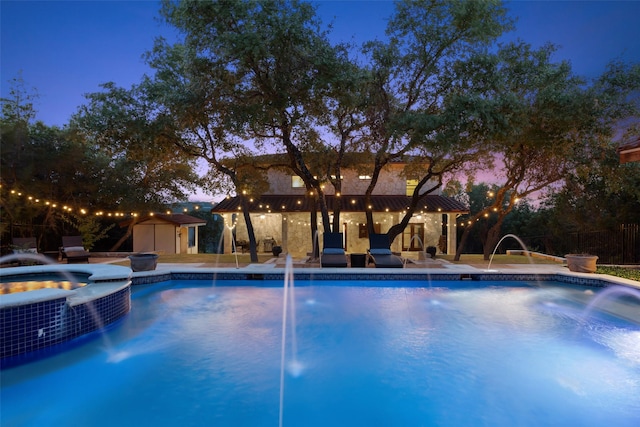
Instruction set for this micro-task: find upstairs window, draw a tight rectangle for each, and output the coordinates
[291,176,304,188]
[406,179,419,196]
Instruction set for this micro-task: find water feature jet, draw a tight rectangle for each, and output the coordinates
[486,234,532,271]
[581,285,640,324]
[279,255,303,427]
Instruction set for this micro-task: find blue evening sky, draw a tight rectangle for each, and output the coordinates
[1,0,639,128]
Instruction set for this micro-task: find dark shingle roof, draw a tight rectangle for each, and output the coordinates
[214,195,468,213]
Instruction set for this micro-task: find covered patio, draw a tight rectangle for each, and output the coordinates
[214,194,468,257]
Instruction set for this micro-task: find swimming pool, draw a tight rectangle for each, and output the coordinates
[1,279,639,426]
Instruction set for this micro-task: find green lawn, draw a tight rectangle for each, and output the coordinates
[438,254,562,265]
[596,266,640,282]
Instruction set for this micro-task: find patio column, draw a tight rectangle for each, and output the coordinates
[222,214,234,254]
[281,214,288,254]
[447,213,457,255]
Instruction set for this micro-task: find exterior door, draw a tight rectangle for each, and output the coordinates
[402,223,425,251]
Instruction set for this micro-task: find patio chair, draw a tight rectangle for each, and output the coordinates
[320,232,348,268]
[10,237,46,266]
[61,235,90,263]
[368,233,404,268]
[11,237,38,254]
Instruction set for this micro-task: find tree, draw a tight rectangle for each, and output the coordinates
[158,0,354,238]
[141,31,272,261]
[1,78,115,249]
[352,0,512,243]
[72,82,203,250]
[454,46,640,260]
[545,131,640,233]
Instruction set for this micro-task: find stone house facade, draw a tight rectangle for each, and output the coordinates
[214,163,468,257]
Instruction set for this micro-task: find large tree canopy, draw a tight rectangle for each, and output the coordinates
[30,0,637,259]
[154,0,515,245]
[454,52,640,260]
[1,75,202,251]
[354,0,513,242]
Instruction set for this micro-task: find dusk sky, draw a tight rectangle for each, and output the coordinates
[2,0,639,128]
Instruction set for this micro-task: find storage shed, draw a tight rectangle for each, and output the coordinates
[126,213,206,254]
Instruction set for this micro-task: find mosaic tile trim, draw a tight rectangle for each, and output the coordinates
[1,286,131,365]
[131,271,626,288]
[67,287,131,340]
[470,274,557,282]
[133,272,172,285]
[0,297,67,359]
[553,275,608,288]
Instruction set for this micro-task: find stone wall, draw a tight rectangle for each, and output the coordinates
[264,165,442,196]
[230,211,446,257]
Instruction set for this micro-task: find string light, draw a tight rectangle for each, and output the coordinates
[2,185,170,219]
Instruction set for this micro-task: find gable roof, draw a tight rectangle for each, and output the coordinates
[214,194,468,214]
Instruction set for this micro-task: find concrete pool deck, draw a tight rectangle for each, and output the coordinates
[116,258,639,290]
[44,254,640,290]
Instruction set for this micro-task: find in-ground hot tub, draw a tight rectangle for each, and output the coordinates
[0,264,132,367]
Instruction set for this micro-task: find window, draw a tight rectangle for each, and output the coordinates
[402,224,424,251]
[188,227,196,248]
[406,179,419,196]
[291,176,304,188]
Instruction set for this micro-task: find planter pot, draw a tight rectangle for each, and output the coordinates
[129,253,159,272]
[565,254,598,273]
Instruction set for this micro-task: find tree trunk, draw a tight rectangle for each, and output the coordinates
[454,224,474,261]
[483,216,507,260]
[387,214,412,244]
[483,223,501,261]
[110,218,137,251]
[309,197,320,259]
[240,196,259,263]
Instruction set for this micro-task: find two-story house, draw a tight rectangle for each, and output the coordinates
[214,161,468,257]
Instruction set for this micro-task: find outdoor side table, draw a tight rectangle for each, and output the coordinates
[350,253,366,268]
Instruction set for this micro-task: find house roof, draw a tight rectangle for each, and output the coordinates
[214,195,468,214]
[120,213,207,227]
[618,136,640,164]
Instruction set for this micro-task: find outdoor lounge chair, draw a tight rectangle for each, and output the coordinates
[61,235,90,263]
[11,237,38,254]
[368,233,404,268]
[9,237,42,265]
[321,232,348,268]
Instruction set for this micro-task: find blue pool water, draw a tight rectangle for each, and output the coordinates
[1,280,639,426]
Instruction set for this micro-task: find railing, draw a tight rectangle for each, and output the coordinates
[524,224,639,265]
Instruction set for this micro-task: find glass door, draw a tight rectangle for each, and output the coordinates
[402,224,425,251]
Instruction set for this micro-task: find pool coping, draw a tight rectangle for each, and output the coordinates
[0,264,132,308]
[130,263,640,290]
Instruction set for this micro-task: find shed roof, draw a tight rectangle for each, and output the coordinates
[120,213,207,227]
[214,194,468,214]
[618,136,640,164]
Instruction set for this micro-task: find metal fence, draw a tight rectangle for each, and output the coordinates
[525,224,639,265]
